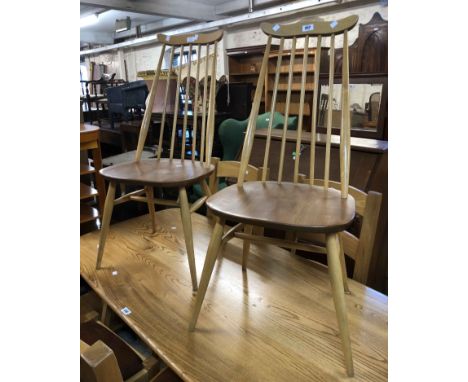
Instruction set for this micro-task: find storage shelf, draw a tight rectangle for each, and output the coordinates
[80,205,99,223]
[80,183,98,199]
[268,85,315,92]
[80,164,95,175]
[230,72,260,76]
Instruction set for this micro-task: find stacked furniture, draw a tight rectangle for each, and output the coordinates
[80,123,106,226]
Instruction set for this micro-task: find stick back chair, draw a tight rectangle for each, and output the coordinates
[96,30,224,293]
[296,177,382,287]
[189,17,359,377]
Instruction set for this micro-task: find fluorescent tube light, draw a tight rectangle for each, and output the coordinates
[115,17,131,33]
[80,14,99,28]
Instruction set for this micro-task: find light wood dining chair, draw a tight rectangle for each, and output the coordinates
[296,178,382,287]
[96,30,224,293]
[189,17,359,377]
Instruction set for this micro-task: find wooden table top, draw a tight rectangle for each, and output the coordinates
[80,209,387,381]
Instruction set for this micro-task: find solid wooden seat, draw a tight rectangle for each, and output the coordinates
[100,159,215,187]
[208,181,355,232]
[190,16,360,377]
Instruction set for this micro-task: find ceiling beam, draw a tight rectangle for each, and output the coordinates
[80,0,222,21]
[215,0,280,15]
[80,31,115,45]
[116,18,191,39]
[80,0,336,56]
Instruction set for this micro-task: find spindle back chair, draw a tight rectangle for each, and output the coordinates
[95,30,223,293]
[189,17,359,377]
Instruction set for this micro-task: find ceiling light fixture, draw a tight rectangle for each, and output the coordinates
[80,14,99,28]
[115,17,131,33]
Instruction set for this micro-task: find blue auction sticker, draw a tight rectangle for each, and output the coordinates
[330,20,338,28]
[302,24,314,32]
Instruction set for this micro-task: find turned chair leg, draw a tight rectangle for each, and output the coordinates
[145,185,156,234]
[96,181,116,269]
[338,234,350,294]
[189,218,224,331]
[200,179,215,223]
[179,187,198,292]
[285,231,298,256]
[242,224,253,271]
[326,232,354,377]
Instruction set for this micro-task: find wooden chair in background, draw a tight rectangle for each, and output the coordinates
[189,16,359,376]
[207,157,268,270]
[96,30,224,293]
[296,178,382,286]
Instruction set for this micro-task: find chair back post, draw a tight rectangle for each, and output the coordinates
[340,29,351,198]
[135,43,165,161]
[200,44,210,163]
[157,45,175,159]
[205,41,218,167]
[238,35,273,186]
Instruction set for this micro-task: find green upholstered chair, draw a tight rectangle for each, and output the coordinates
[256,111,298,130]
[191,112,297,200]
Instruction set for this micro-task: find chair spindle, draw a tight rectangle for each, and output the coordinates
[205,41,218,166]
[323,34,335,189]
[157,45,175,159]
[262,37,284,182]
[309,36,322,184]
[170,45,183,159]
[191,44,202,161]
[293,35,309,183]
[181,44,193,160]
[200,44,210,163]
[277,36,296,183]
[135,43,166,161]
[340,30,350,198]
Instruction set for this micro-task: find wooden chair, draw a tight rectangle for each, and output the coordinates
[96,30,224,293]
[296,178,382,286]
[207,157,268,268]
[189,16,359,377]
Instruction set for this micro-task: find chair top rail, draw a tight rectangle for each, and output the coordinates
[157,30,223,46]
[261,15,358,38]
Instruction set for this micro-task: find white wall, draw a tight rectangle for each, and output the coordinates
[84,3,387,82]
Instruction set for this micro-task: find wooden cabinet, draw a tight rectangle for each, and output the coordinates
[265,47,329,129]
[80,124,106,225]
[227,44,328,128]
[227,45,279,116]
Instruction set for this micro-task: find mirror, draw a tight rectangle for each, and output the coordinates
[319,83,383,130]
[317,75,387,139]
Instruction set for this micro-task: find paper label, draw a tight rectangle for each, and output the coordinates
[112,270,118,276]
[187,34,199,43]
[302,24,314,32]
[166,35,170,42]
[272,24,280,32]
[330,20,338,28]
[121,307,132,315]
